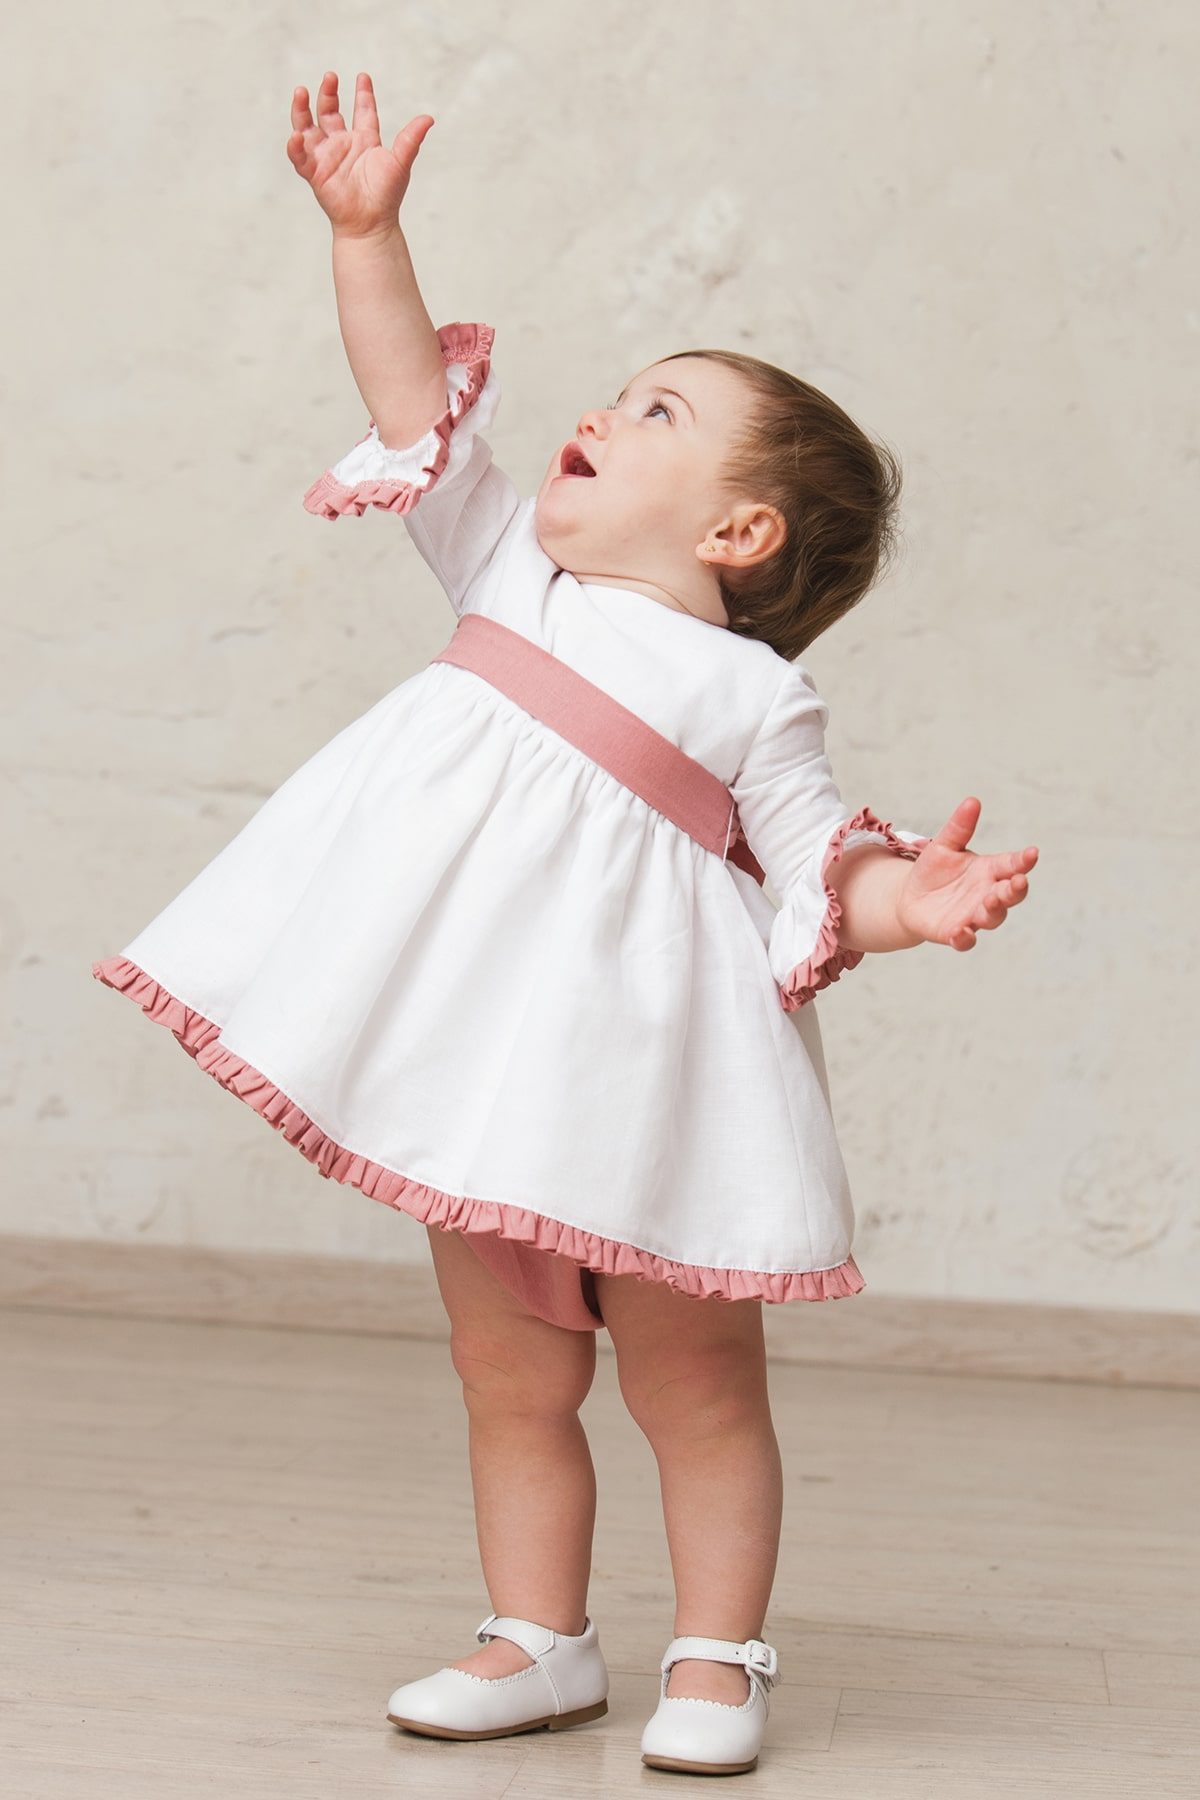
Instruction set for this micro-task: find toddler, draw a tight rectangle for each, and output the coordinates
[93,68,1038,1778]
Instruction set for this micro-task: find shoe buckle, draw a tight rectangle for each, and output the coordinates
[744,1640,778,1684]
[475,1612,498,1644]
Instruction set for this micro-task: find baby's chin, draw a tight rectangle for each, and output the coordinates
[532,503,595,572]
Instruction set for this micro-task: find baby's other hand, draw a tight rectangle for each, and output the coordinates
[286,71,434,238]
[895,796,1039,952]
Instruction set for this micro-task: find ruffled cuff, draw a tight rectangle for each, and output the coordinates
[302,320,495,520]
[774,805,931,1012]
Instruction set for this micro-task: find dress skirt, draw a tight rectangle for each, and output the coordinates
[92,612,912,1334]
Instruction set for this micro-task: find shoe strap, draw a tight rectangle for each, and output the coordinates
[661,1633,780,1692]
[475,1612,557,1658]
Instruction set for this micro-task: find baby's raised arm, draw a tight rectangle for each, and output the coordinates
[287,71,445,448]
[290,72,517,617]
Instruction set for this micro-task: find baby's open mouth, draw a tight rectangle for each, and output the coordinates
[559,442,597,478]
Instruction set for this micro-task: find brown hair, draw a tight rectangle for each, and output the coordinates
[661,349,904,661]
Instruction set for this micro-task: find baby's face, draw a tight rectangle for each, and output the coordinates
[535,355,769,626]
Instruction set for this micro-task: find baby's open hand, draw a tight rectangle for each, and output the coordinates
[895,797,1039,952]
[286,71,434,238]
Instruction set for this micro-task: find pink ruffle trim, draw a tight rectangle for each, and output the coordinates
[301,320,495,521]
[779,805,931,1012]
[90,953,865,1306]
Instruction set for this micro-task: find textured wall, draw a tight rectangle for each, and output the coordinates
[8,3,1197,1309]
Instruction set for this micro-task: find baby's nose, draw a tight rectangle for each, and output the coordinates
[577,407,610,439]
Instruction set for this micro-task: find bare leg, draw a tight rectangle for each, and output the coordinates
[593,1268,782,1704]
[425,1223,599,1677]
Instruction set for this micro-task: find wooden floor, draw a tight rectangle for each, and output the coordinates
[3,1306,1197,1798]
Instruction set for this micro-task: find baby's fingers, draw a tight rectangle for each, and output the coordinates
[351,71,382,141]
[995,871,1029,909]
[290,84,314,134]
[285,121,317,181]
[391,112,436,169]
[316,69,347,136]
[972,871,1029,931]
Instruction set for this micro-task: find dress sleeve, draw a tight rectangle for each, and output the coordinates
[728,664,932,1012]
[301,320,523,614]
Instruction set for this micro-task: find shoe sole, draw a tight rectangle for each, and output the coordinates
[642,1750,758,1773]
[387,1696,608,1740]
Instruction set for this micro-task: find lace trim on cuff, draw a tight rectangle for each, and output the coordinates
[302,321,495,520]
[779,805,930,1012]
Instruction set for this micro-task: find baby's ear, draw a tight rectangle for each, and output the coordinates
[732,502,787,566]
[744,504,784,558]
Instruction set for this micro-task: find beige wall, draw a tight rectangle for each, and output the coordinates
[9,4,1196,1310]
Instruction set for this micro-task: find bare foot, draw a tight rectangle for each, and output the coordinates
[666,1658,751,1705]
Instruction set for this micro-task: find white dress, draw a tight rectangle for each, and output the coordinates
[93,320,929,1307]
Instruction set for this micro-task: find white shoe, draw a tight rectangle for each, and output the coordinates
[640,1633,781,1774]
[385,1612,609,1740]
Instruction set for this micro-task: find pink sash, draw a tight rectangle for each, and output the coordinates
[431,613,766,885]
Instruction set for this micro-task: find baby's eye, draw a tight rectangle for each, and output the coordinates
[605,395,672,420]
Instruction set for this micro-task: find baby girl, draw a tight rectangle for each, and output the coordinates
[94,65,1038,1783]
